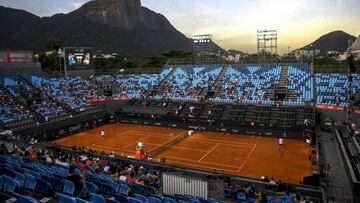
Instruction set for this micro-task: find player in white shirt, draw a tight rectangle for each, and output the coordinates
[278,137,284,150]
[100,130,105,141]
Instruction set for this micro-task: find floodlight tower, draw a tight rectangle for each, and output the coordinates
[257,29,278,63]
[193,34,212,61]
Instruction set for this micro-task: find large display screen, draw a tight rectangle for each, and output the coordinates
[65,47,93,69]
[68,52,91,66]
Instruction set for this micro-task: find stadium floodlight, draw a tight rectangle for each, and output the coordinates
[192,33,213,59]
[257,29,278,63]
[193,34,212,44]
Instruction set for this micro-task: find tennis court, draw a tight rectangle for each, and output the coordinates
[53,123,314,183]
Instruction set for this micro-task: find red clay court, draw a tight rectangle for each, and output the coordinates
[53,123,314,183]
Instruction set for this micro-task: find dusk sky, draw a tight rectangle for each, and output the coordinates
[1,0,359,54]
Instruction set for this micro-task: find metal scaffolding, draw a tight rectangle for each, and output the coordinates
[257,29,278,63]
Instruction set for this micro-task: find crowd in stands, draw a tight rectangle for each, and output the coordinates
[0,92,33,124]
[155,66,221,101]
[0,64,359,126]
[315,73,360,107]
[113,74,161,98]
[27,75,91,110]
[0,138,318,203]
[0,76,34,124]
[214,65,281,105]
[0,141,162,203]
[285,65,313,106]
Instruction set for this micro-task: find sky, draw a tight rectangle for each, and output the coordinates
[1,0,359,54]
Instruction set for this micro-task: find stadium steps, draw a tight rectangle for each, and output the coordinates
[266,88,275,100]
[147,67,177,96]
[198,66,229,98]
[209,66,229,98]
[279,66,289,87]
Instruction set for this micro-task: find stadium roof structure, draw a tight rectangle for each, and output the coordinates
[349,34,360,53]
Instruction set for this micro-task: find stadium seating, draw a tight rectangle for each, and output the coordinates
[0,152,206,202]
[113,74,161,98]
[285,64,313,106]
[26,75,91,110]
[316,73,348,107]
[155,65,222,101]
[0,76,35,125]
[1,64,359,129]
[214,64,281,105]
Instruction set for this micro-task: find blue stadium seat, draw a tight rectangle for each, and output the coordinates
[13,193,39,203]
[129,197,143,203]
[162,197,177,203]
[119,183,130,196]
[135,194,149,203]
[148,197,162,203]
[85,181,99,195]
[13,171,25,188]
[2,175,20,194]
[24,173,36,191]
[90,193,106,203]
[63,179,75,196]
[51,176,64,193]
[35,179,52,196]
[56,193,77,203]
[115,194,129,203]
[77,198,91,203]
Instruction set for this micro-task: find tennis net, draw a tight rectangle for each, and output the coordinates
[148,130,189,156]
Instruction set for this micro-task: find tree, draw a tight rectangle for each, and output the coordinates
[45,38,63,51]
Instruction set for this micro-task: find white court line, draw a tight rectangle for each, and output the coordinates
[237,144,257,172]
[171,146,209,153]
[157,155,239,169]
[165,159,239,173]
[198,143,219,162]
[130,130,176,137]
[185,138,255,148]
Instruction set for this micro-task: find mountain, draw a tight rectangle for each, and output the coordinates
[294,30,356,55]
[0,0,210,57]
[0,6,40,45]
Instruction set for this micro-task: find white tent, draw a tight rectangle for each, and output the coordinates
[349,35,360,53]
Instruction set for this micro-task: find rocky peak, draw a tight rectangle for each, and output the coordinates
[74,0,170,30]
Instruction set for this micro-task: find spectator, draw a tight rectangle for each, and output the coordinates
[66,165,84,196]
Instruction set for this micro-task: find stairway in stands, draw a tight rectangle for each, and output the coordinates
[265,66,295,103]
[279,66,288,87]
[146,66,177,97]
[204,66,229,98]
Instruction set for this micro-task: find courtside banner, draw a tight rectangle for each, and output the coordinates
[9,51,33,63]
[112,96,133,101]
[86,98,107,102]
[315,104,345,111]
